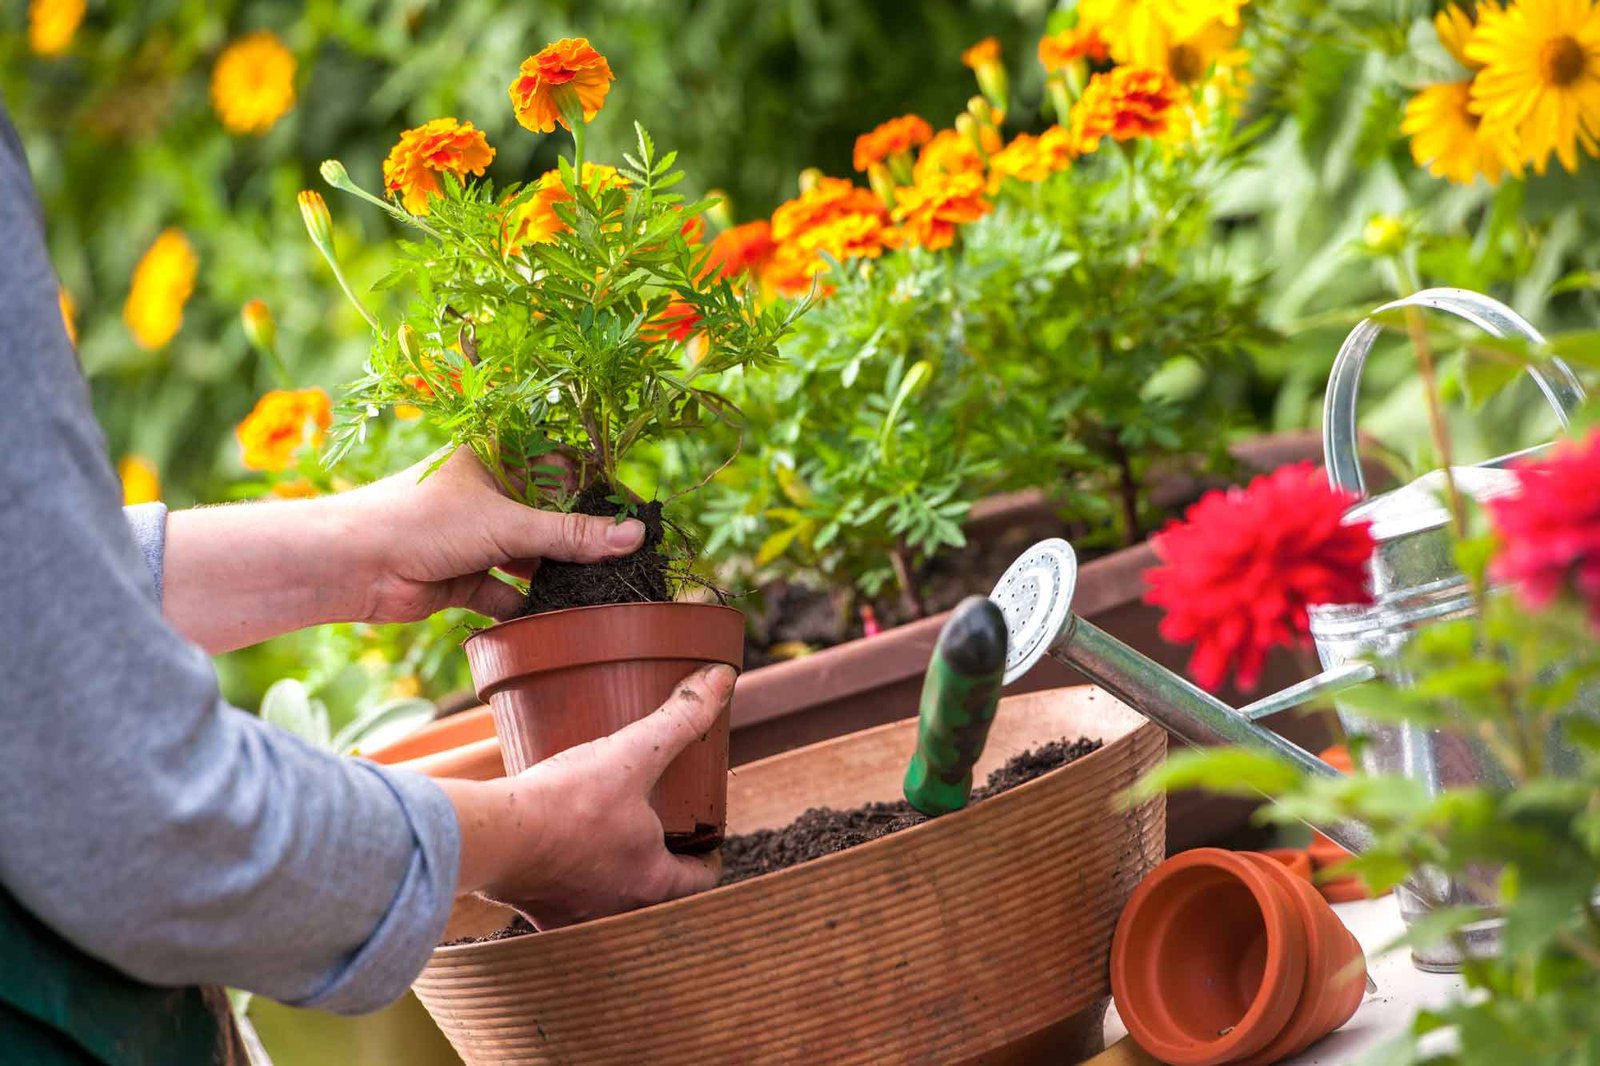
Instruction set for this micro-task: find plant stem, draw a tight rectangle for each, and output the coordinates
[1110,435,1141,548]
[889,544,926,620]
[1391,256,1467,538]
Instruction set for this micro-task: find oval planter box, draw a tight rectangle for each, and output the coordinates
[414,685,1166,1065]
[729,430,1384,854]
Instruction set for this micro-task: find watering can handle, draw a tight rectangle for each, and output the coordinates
[1322,287,1588,499]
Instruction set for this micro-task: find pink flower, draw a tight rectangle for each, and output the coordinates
[1487,429,1600,626]
[1144,463,1375,692]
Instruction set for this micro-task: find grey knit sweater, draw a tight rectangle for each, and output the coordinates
[0,107,458,1015]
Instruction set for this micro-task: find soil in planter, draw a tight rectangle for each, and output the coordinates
[719,735,1102,884]
[518,482,673,616]
[446,735,1100,946]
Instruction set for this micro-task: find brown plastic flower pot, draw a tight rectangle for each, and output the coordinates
[1111,848,1367,1066]
[414,686,1166,1066]
[463,602,744,851]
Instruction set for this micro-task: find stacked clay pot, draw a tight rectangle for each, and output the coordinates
[1110,848,1367,1065]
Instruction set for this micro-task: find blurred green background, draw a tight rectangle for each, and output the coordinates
[8,0,1600,1061]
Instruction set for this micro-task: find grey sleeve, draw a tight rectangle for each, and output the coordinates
[0,112,459,1014]
[124,502,167,600]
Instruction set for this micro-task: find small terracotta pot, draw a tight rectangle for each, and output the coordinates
[464,602,744,851]
[1111,848,1366,1065]
[365,705,496,772]
[1259,848,1314,883]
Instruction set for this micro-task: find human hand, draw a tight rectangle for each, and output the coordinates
[439,665,731,928]
[339,447,644,623]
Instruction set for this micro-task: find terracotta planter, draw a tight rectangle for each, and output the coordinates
[730,431,1378,854]
[366,706,500,781]
[414,685,1166,1065]
[464,602,745,850]
[1111,848,1366,1066]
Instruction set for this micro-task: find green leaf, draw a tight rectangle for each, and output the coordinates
[1124,747,1304,803]
[260,679,331,750]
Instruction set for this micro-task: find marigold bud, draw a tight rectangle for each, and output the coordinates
[241,299,277,354]
[298,190,333,252]
[319,159,354,192]
[1361,214,1408,257]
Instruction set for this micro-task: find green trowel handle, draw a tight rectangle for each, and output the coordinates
[903,595,1008,817]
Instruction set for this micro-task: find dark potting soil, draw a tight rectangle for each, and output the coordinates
[444,735,1101,947]
[719,735,1101,885]
[518,482,673,616]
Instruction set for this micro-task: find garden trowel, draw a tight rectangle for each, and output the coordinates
[902,595,1009,816]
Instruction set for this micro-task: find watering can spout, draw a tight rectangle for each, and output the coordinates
[990,539,1378,856]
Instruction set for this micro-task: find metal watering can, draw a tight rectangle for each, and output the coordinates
[979,288,1590,973]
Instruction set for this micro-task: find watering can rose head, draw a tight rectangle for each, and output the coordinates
[1142,462,1376,692]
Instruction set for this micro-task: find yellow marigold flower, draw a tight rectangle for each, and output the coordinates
[29,0,84,56]
[509,38,615,134]
[1039,26,1110,70]
[393,404,423,421]
[382,118,496,215]
[1070,66,1182,153]
[914,126,998,182]
[1466,0,1600,175]
[1080,0,1250,67]
[123,229,198,351]
[236,388,332,472]
[119,455,160,506]
[1403,81,1522,185]
[890,172,991,252]
[988,127,1077,186]
[58,287,77,346]
[211,31,297,136]
[852,114,934,172]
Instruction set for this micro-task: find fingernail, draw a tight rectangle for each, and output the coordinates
[702,664,736,699]
[605,518,645,550]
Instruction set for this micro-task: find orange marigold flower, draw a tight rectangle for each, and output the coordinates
[119,455,160,505]
[236,388,333,472]
[642,299,703,344]
[502,164,628,254]
[383,118,495,215]
[29,0,85,57]
[852,114,935,172]
[891,172,990,251]
[962,36,1002,69]
[1070,66,1181,153]
[913,126,999,181]
[705,220,777,280]
[211,31,296,135]
[271,478,322,498]
[123,229,198,351]
[680,212,707,245]
[509,38,615,134]
[766,177,894,294]
[1039,26,1110,70]
[989,126,1077,185]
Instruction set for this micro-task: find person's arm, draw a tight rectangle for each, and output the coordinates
[160,448,646,655]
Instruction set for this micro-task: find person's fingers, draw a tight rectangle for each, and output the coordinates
[487,497,644,564]
[610,664,736,777]
[463,572,528,620]
[654,850,722,900]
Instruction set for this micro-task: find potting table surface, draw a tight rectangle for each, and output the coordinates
[1103,894,1467,1063]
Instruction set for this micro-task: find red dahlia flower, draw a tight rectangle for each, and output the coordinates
[1144,463,1375,692]
[1487,429,1600,627]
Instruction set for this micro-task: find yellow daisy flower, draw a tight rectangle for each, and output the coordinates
[211,31,297,135]
[1403,80,1523,184]
[118,456,161,505]
[1466,0,1600,174]
[123,229,198,351]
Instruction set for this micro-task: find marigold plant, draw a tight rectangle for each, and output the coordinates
[308,39,806,598]
[235,388,333,472]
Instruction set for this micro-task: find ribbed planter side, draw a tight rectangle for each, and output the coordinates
[414,687,1165,1066]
